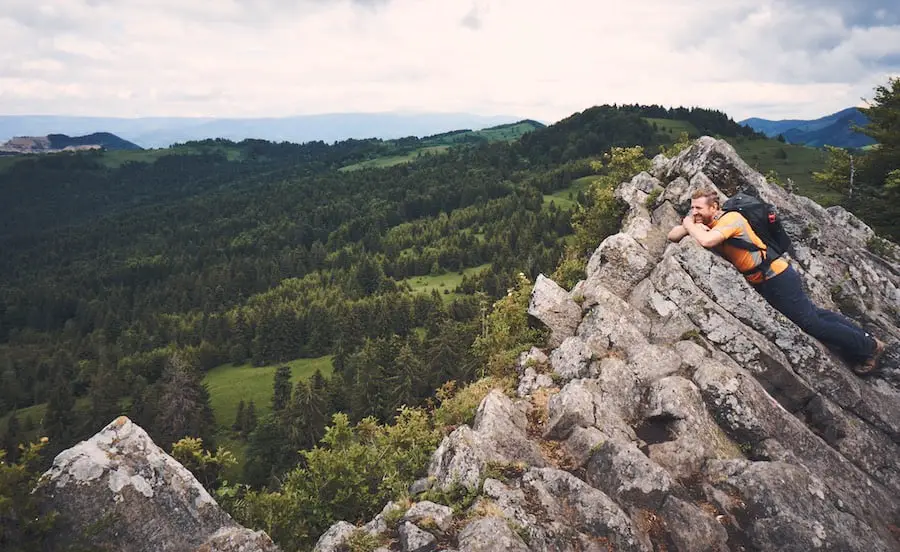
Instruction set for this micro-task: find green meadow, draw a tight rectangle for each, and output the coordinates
[400,263,492,297]
[203,355,334,430]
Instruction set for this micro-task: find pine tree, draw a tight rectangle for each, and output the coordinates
[233,399,246,432]
[154,353,216,449]
[272,366,292,412]
[3,411,21,462]
[44,370,76,447]
[244,400,258,435]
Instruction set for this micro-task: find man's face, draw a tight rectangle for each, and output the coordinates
[690,197,718,225]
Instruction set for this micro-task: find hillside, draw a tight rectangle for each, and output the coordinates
[740,107,875,148]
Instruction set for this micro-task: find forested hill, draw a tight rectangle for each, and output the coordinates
[0,104,757,491]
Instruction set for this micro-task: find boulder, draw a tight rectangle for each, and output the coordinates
[398,522,437,552]
[528,274,582,348]
[37,416,278,552]
[457,517,529,552]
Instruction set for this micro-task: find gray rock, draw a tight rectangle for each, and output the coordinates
[585,439,675,511]
[457,517,529,552]
[409,477,433,496]
[399,521,437,552]
[364,501,404,536]
[313,521,355,552]
[716,461,897,551]
[563,426,606,468]
[403,501,453,533]
[427,426,488,492]
[528,274,582,348]
[550,336,596,381]
[660,495,729,552]
[626,343,683,385]
[516,346,549,371]
[37,416,279,552]
[650,154,669,180]
[693,359,900,532]
[196,528,284,552]
[472,390,546,467]
[480,478,532,531]
[543,379,597,440]
[522,468,650,551]
[428,390,546,491]
[584,233,656,299]
[576,284,652,355]
[517,367,555,398]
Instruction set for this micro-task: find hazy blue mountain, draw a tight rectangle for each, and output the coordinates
[0,112,530,149]
[740,107,875,148]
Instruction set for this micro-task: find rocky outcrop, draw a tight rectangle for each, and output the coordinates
[36,416,278,552]
[318,137,900,551]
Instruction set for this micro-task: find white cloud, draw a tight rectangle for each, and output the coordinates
[0,0,898,122]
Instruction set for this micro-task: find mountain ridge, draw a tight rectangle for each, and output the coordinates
[740,107,875,148]
[0,132,142,154]
[0,112,533,149]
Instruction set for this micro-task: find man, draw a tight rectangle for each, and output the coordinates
[668,188,885,374]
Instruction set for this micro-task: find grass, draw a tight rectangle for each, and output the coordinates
[472,121,542,142]
[0,397,92,443]
[728,137,834,205]
[645,117,700,138]
[542,175,598,210]
[339,146,450,172]
[400,263,492,297]
[203,355,334,430]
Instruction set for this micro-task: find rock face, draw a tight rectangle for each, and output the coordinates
[37,416,279,552]
[318,137,900,551]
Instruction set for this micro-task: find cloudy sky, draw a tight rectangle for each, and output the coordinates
[1,0,898,123]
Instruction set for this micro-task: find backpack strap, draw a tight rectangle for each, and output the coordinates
[725,237,779,277]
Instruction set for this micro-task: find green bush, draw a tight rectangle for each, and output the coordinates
[433,377,513,430]
[234,407,440,551]
[1,438,57,551]
[471,273,546,378]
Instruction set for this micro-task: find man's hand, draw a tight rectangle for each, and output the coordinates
[682,214,723,248]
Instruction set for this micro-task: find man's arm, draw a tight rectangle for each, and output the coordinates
[682,215,725,248]
[668,225,689,242]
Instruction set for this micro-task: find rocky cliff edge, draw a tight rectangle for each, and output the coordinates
[315,137,900,551]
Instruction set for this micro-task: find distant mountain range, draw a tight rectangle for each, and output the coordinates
[740,107,875,149]
[0,113,530,149]
[0,132,142,154]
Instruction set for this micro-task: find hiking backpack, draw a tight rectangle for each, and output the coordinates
[720,192,794,277]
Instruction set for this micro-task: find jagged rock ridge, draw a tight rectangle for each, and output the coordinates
[317,137,900,551]
[37,416,279,552]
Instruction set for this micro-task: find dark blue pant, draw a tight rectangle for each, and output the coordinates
[754,265,876,361]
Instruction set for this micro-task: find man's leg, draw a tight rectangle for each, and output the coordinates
[817,308,866,332]
[755,267,877,360]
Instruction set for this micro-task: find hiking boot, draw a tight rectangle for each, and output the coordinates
[854,338,886,375]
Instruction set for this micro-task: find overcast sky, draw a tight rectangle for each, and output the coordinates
[2,0,898,123]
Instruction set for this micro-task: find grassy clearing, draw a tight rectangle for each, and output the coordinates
[339,146,450,172]
[473,121,542,142]
[645,118,700,138]
[203,355,334,430]
[728,137,835,205]
[401,263,492,296]
[0,398,92,443]
[100,145,244,168]
[542,175,598,210]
